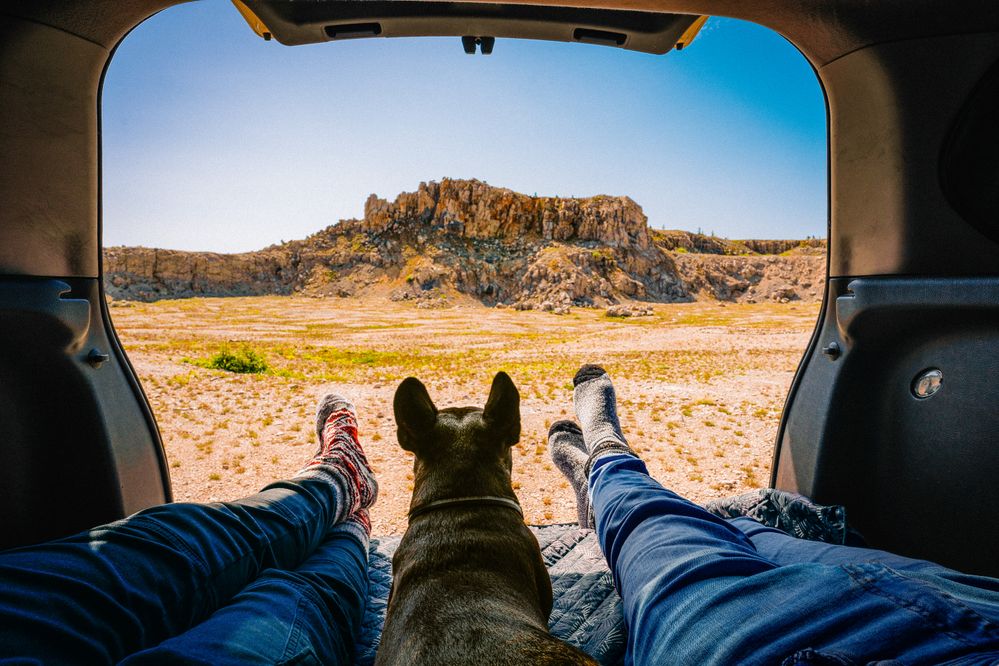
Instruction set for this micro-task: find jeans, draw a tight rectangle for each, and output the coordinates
[590,454,999,666]
[0,478,367,665]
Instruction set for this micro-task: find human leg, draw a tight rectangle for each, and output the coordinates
[589,455,999,664]
[731,515,999,618]
[565,366,999,665]
[121,513,371,666]
[0,394,376,665]
[732,515,944,571]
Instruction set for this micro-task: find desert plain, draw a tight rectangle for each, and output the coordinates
[110,296,820,536]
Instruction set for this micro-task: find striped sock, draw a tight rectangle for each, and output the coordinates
[328,509,371,546]
[295,395,378,526]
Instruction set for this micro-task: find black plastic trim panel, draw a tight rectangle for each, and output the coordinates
[774,276,999,576]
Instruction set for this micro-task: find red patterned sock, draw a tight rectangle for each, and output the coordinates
[295,395,378,525]
[328,509,371,546]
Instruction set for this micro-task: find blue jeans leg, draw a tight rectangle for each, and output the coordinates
[121,529,369,665]
[589,454,999,666]
[732,515,956,571]
[0,477,341,664]
[731,515,999,621]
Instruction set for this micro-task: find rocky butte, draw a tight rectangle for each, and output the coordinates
[104,179,825,311]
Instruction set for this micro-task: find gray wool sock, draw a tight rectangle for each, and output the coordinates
[572,364,637,476]
[548,421,593,529]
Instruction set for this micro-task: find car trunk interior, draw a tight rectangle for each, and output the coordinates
[0,0,997,575]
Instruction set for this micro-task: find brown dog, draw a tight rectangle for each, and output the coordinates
[375,372,597,666]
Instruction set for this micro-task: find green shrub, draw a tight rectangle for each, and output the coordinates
[203,347,269,374]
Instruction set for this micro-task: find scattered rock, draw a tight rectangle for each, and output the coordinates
[771,287,799,302]
[716,478,738,490]
[605,304,654,318]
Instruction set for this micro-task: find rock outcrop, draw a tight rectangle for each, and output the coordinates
[671,253,823,303]
[104,178,826,307]
[363,179,652,249]
[104,247,293,298]
[652,230,825,257]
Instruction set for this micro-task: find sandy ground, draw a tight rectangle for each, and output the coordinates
[109,296,820,536]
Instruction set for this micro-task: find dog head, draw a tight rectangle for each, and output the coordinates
[393,372,521,502]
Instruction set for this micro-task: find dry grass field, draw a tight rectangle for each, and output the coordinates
[110,296,820,535]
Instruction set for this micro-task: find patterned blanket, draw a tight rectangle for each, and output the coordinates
[354,489,849,664]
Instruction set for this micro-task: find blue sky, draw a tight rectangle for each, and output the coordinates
[102,2,827,252]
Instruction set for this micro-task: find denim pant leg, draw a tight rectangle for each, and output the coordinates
[731,515,999,621]
[589,455,999,665]
[0,477,339,665]
[121,529,369,666]
[731,515,956,571]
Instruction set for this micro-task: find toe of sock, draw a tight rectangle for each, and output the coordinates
[549,426,588,473]
[315,393,354,437]
[573,364,608,387]
[548,420,583,438]
[316,393,354,421]
[317,393,353,413]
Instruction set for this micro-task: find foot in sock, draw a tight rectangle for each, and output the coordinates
[295,394,378,525]
[572,364,637,475]
[548,421,593,529]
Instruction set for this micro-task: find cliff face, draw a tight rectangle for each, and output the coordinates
[362,179,652,249]
[104,178,826,307]
[104,248,292,298]
[671,253,824,302]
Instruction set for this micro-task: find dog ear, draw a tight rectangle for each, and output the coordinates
[394,377,438,454]
[483,371,520,443]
